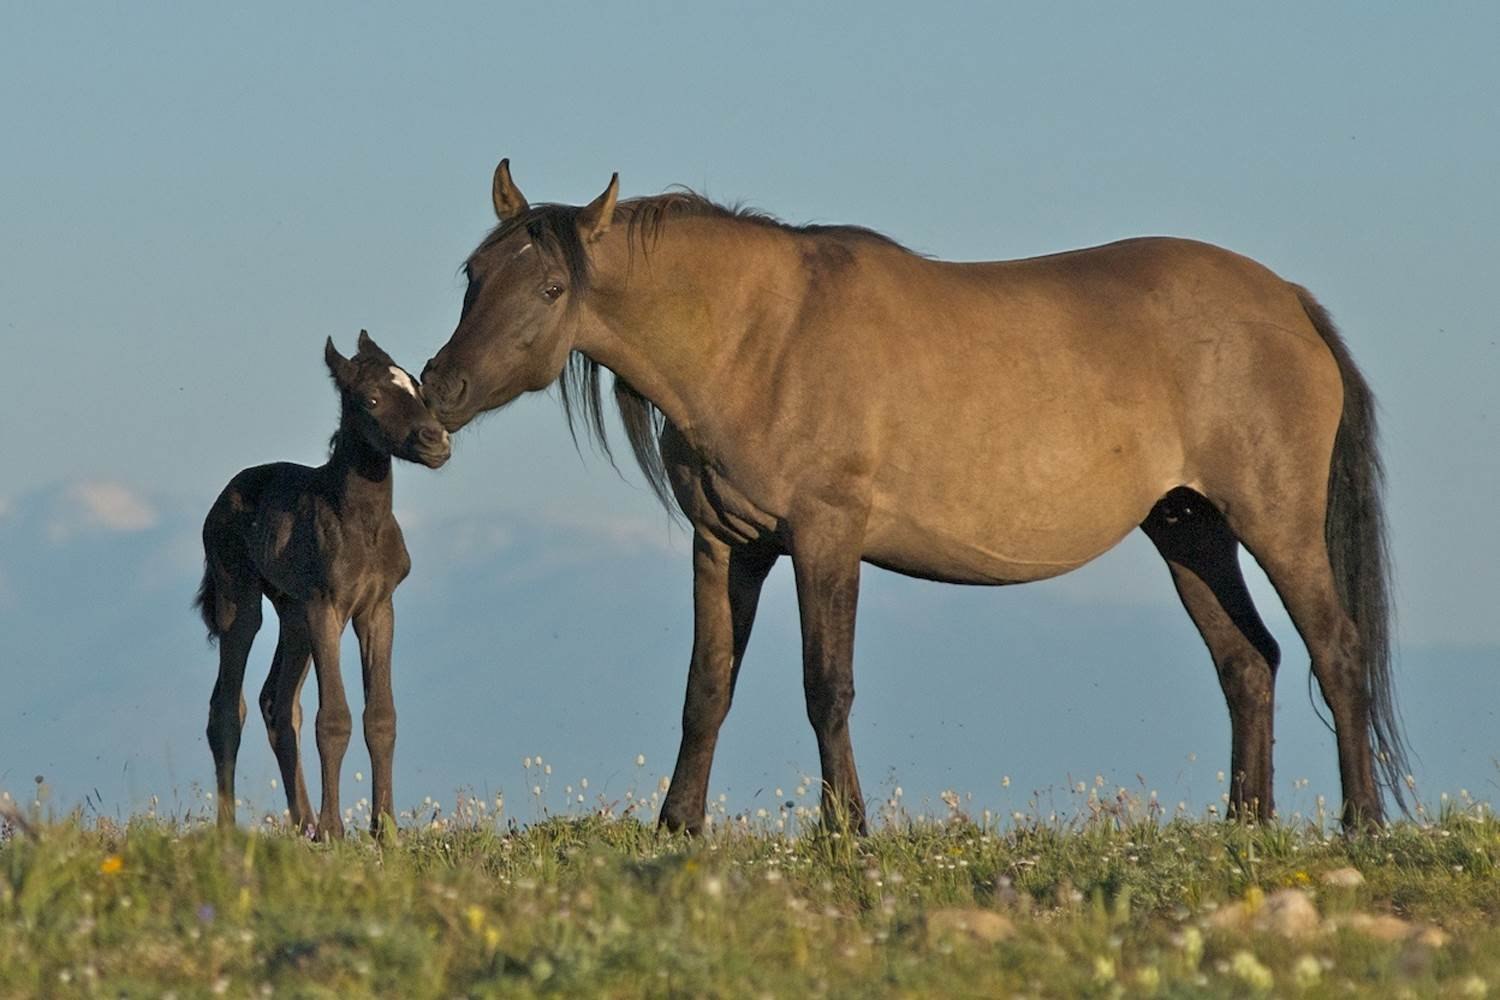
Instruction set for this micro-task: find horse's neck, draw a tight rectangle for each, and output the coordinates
[326,426,393,522]
[582,225,792,444]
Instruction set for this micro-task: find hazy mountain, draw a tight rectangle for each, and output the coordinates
[2,480,1495,823]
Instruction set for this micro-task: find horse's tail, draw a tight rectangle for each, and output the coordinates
[194,514,246,647]
[194,557,224,646]
[1295,284,1411,812]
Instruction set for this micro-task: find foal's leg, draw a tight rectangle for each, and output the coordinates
[259,616,315,831]
[789,515,867,834]
[660,534,779,834]
[353,599,397,838]
[207,584,261,828]
[307,600,353,840]
[1142,490,1281,819]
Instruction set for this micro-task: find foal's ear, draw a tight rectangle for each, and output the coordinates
[492,158,529,222]
[355,329,394,364]
[579,172,619,243]
[324,337,355,388]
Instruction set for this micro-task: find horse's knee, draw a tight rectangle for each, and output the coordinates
[1310,619,1367,699]
[1219,653,1274,708]
[363,707,396,751]
[804,680,855,731]
[205,705,240,758]
[258,689,277,727]
[316,705,353,746]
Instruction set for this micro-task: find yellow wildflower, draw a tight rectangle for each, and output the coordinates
[464,904,486,933]
[99,855,124,875]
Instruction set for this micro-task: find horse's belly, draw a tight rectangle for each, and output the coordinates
[861,536,1084,585]
[861,511,1131,585]
[862,459,1167,586]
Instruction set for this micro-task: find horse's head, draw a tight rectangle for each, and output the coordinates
[421,159,618,432]
[326,331,452,468]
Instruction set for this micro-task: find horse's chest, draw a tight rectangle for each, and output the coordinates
[324,531,408,598]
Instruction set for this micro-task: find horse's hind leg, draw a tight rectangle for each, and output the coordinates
[1230,506,1382,826]
[1143,488,1281,819]
[259,611,315,831]
[207,582,262,828]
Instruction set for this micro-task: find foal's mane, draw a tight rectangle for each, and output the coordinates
[466,191,908,513]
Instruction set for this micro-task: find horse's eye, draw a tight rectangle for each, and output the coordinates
[542,282,565,301]
[365,396,380,409]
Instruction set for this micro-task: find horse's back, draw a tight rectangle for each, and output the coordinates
[832,236,1344,579]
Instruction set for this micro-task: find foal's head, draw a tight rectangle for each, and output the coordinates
[325,331,452,469]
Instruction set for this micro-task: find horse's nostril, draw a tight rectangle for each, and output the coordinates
[424,372,466,409]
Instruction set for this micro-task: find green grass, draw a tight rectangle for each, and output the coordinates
[3,798,1500,998]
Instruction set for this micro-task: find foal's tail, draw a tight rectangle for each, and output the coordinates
[193,560,224,646]
[194,514,246,647]
[1295,284,1411,812]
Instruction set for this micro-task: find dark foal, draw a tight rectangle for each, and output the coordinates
[196,332,450,838]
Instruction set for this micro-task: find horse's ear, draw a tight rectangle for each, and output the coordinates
[324,337,354,388]
[355,329,393,364]
[579,172,619,243]
[492,158,529,222]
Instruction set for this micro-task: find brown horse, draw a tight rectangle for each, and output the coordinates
[196,332,451,838]
[422,160,1406,832]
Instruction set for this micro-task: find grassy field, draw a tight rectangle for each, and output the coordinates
[3,790,1499,998]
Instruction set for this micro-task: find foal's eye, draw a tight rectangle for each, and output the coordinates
[542,282,565,301]
[364,396,380,409]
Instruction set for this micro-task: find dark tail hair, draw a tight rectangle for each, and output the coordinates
[1295,284,1411,812]
[194,559,224,646]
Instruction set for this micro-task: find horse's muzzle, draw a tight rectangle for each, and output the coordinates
[412,425,452,469]
[420,363,469,431]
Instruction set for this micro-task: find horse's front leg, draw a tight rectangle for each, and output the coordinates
[307,600,352,841]
[789,512,867,834]
[354,599,397,839]
[659,533,778,834]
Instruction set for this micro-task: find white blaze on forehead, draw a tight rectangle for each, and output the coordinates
[388,366,419,398]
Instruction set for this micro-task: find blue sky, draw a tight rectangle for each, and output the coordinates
[2,4,1496,824]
